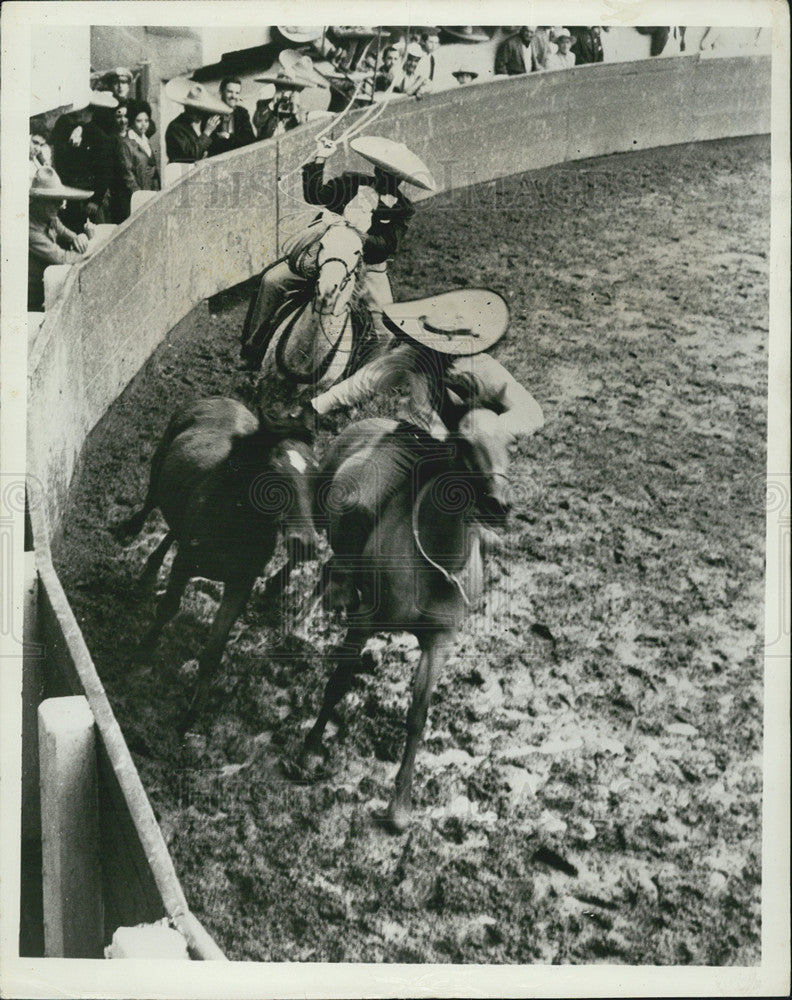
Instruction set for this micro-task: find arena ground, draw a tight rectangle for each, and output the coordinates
[55,134,768,964]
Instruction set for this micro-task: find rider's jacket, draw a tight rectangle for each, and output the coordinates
[302,161,414,266]
[311,344,544,442]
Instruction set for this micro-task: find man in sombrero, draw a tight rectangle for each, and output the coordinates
[28,166,97,310]
[306,289,544,605]
[164,79,227,163]
[302,134,435,346]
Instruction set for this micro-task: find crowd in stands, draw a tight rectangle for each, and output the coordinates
[28,25,764,312]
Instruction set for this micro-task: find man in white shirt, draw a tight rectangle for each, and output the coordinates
[545,30,577,70]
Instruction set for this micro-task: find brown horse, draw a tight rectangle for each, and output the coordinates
[113,397,318,715]
[302,408,512,831]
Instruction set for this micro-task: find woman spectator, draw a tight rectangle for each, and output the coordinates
[30,128,52,179]
[119,101,160,214]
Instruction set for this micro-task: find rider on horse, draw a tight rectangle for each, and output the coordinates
[308,289,545,606]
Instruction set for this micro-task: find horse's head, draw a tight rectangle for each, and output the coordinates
[233,416,319,561]
[315,222,364,317]
[455,407,512,526]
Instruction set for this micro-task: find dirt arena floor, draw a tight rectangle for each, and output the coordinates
[54,135,769,964]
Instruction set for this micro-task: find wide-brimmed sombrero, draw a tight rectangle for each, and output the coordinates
[73,89,118,110]
[350,136,436,191]
[254,73,311,91]
[278,50,331,88]
[102,66,133,83]
[276,26,325,44]
[30,166,93,200]
[383,289,509,356]
[440,26,491,43]
[165,78,229,114]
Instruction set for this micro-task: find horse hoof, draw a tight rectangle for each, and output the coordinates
[384,802,412,834]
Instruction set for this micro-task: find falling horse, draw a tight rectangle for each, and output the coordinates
[302,408,513,831]
[113,397,318,716]
[240,218,377,405]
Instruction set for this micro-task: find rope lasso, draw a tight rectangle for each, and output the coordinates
[412,479,472,607]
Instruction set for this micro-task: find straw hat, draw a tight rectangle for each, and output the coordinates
[165,78,229,114]
[382,289,509,356]
[278,50,331,88]
[551,28,576,44]
[350,136,436,191]
[108,66,133,82]
[440,26,490,43]
[405,42,424,59]
[30,166,92,200]
[275,26,324,44]
[254,73,311,91]
[452,66,479,80]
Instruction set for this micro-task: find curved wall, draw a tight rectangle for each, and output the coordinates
[28,53,771,536]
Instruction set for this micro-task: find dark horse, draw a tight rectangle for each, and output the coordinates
[302,408,512,831]
[113,397,318,715]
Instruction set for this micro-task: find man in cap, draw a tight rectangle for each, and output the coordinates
[208,76,257,157]
[495,26,541,75]
[306,290,544,607]
[301,135,434,347]
[544,30,577,70]
[50,89,118,228]
[28,166,97,310]
[164,80,226,163]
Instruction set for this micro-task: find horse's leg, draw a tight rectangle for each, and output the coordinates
[135,554,191,661]
[136,530,175,593]
[112,500,155,544]
[185,576,255,721]
[301,627,370,766]
[387,629,455,833]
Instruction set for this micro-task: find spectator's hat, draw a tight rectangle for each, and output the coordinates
[550,27,576,43]
[383,289,509,356]
[254,73,311,91]
[29,166,92,200]
[72,89,118,110]
[440,26,490,43]
[275,26,324,44]
[405,42,424,58]
[256,83,277,102]
[350,136,436,190]
[109,66,134,82]
[452,65,479,80]
[165,78,230,114]
[278,50,331,88]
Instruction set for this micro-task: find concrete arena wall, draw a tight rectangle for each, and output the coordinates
[22,53,770,953]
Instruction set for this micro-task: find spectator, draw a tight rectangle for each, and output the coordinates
[208,76,257,158]
[418,29,440,82]
[495,27,540,75]
[28,167,96,310]
[374,45,402,91]
[106,99,132,222]
[118,101,160,216]
[50,90,117,229]
[531,27,555,70]
[29,128,52,179]
[636,26,671,57]
[164,80,226,163]
[452,65,479,85]
[570,26,604,64]
[251,76,307,139]
[545,30,576,70]
[394,42,431,98]
[106,66,133,102]
[252,84,277,139]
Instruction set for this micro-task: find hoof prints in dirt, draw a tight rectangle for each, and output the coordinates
[54,136,768,964]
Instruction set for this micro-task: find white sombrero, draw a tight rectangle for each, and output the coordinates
[383,289,509,356]
[350,136,436,191]
[452,65,480,80]
[254,73,311,91]
[165,78,229,114]
[276,26,325,44]
[30,166,93,200]
[441,26,490,43]
[73,89,118,110]
[278,50,331,88]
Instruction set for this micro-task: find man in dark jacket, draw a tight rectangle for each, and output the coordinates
[207,76,257,157]
[50,90,118,229]
[495,26,539,75]
[570,26,605,64]
[163,79,227,163]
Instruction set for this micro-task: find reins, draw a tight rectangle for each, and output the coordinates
[411,479,472,608]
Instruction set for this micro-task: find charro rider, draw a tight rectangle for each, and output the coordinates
[241,135,434,371]
[307,289,545,606]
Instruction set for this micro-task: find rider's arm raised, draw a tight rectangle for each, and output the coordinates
[311,346,412,415]
[470,355,545,440]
